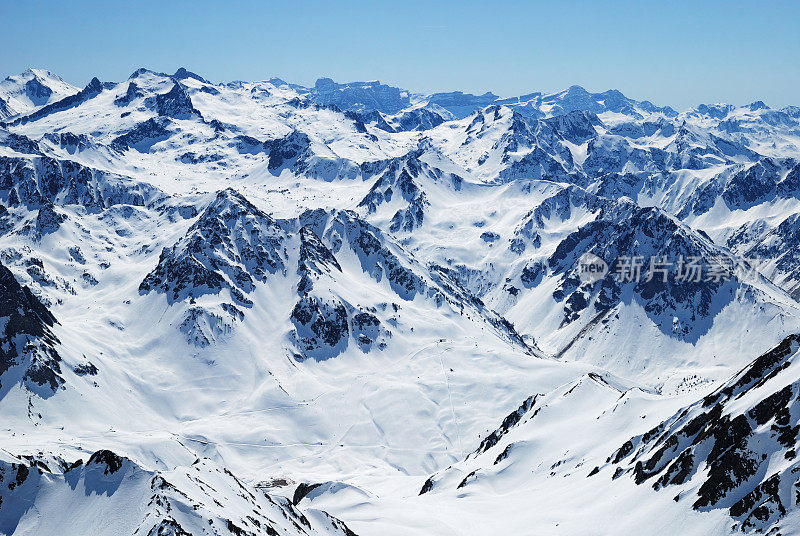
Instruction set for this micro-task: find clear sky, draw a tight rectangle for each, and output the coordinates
[1,0,798,110]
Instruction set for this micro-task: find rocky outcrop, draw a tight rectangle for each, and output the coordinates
[0,155,160,208]
[111,118,172,152]
[0,261,62,393]
[140,188,288,304]
[0,450,358,536]
[146,82,202,119]
[609,335,800,532]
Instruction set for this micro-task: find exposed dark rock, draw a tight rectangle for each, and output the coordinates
[8,77,104,126]
[265,131,312,171]
[87,450,124,475]
[609,334,800,532]
[24,77,53,105]
[291,296,349,359]
[147,82,202,119]
[357,149,457,233]
[0,154,159,208]
[475,395,538,455]
[543,109,600,144]
[309,78,410,114]
[172,67,208,84]
[292,482,322,505]
[114,81,143,106]
[140,189,287,304]
[457,470,477,489]
[480,231,499,243]
[35,203,65,235]
[43,131,92,152]
[0,132,41,155]
[0,261,62,392]
[111,118,171,152]
[73,362,98,376]
[542,193,743,342]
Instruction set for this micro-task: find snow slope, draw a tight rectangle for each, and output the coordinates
[1,67,800,535]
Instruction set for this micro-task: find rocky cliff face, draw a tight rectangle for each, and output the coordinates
[0,261,62,394]
[608,335,800,533]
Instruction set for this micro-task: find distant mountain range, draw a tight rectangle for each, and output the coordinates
[1,67,800,535]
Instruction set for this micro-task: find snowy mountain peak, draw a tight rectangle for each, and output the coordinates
[0,69,79,120]
[1,65,800,536]
[172,66,209,83]
[140,188,287,304]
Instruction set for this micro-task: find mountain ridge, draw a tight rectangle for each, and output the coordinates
[2,65,800,535]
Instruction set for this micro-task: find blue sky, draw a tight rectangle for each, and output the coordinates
[2,0,798,110]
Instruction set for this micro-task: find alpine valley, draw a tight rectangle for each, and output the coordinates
[2,67,800,535]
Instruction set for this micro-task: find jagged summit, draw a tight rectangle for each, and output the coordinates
[172,66,208,83]
[0,450,358,536]
[149,81,202,119]
[140,188,287,304]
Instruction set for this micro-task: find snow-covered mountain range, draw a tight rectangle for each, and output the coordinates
[2,67,800,535]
